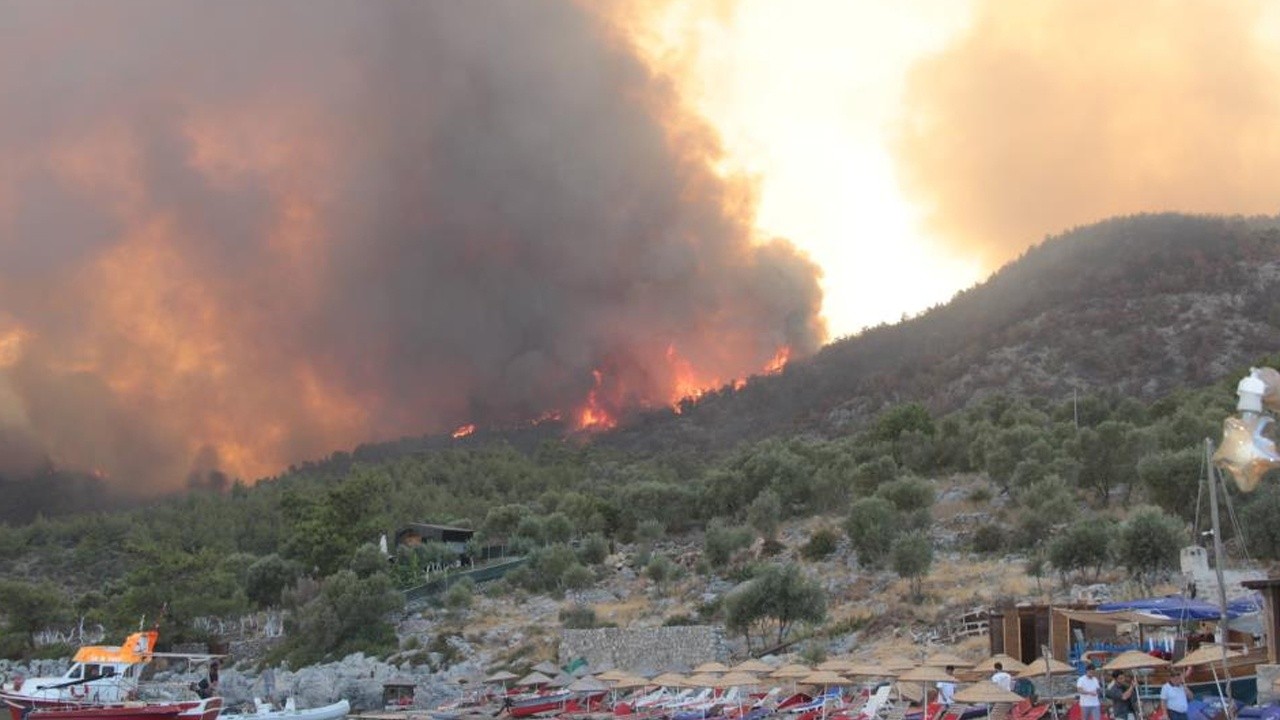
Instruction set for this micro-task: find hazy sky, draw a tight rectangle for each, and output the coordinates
[636,0,1280,337]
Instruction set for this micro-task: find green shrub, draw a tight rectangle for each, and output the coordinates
[646,555,676,584]
[559,605,598,629]
[972,525,1005,554]
[443,578,475,610]
[577,533,610,566]
[704,519,753,567]
[801,527,840,560]
[968,486,994,504]
[562,564,595,591]
[845,497,900,567]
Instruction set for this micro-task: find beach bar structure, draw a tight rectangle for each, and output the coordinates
[988,603,1095,664]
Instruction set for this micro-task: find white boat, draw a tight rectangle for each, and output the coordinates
[221,698,350,720]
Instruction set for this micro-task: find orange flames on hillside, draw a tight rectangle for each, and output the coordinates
[571,342,793,428]
[576,370,617,431]
[451,424,476,439]
[765,346,791,374]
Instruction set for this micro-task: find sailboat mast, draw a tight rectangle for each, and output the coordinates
[1204,439,1233,705]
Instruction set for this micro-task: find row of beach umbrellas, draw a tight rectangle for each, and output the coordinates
[476,645,1242,701]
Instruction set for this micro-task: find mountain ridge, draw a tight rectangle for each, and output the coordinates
[602,212,1280,454]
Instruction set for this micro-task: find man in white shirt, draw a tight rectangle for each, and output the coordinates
[991,662,1013,692]
[1076,664,1102,720]
[1160,670,1191,720]
[937,666,957,707]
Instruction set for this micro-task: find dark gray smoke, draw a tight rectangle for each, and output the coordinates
[0,1,825,491]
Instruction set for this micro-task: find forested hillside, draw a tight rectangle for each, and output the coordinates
[2,212,1280,666]
[606,213,1280,454]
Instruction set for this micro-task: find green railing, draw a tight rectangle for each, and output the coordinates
[402,556,528,603]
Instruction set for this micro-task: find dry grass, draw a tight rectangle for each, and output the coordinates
[593,596,657,625]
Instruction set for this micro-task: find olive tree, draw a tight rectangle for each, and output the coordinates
[1112,506,1184,589]
[845,497,900,567]
[891,532,933,603]
[724,564,826,654]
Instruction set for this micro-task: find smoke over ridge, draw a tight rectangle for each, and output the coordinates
[897,0,1280,269]
[0,1,825,490]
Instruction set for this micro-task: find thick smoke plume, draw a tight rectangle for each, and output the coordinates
[897,0,1280,268]
[0,1,824,491]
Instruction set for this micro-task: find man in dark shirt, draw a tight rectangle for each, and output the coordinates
[1106,671,1138,720]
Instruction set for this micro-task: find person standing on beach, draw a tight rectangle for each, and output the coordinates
[1106,670,1138,720]
[1160,671,1191,720]
[937,666,957,707]
[991,663,1013,692]
[1076,664,1102,720]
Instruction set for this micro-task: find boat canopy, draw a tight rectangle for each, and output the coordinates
[73,631,158,664]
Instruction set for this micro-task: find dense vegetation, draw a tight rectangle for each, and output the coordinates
[1,375,1276,663]
[2,212,1280,664]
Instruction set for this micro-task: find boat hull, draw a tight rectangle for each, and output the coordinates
[5,698,221,720]
[220,699,350,720]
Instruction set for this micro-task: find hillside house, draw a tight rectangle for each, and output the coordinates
[393,523,474,553]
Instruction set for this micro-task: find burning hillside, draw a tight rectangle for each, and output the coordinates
[0,2,824,490]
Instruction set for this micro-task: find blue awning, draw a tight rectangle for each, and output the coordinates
[1096,596,1241,621]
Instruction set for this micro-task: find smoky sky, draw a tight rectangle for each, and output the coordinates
[896,0,1280,269]
[0,1,825,490]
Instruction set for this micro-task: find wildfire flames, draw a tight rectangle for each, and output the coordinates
[0,2,825,491]
[764,347,792,375]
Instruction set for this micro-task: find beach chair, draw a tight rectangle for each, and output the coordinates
[788,688,845,715]
[856,685,894,720]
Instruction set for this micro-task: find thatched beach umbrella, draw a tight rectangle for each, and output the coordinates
[485,670,518,693]
[569,676,609,693]
[898,665,957,709]
[956,679,1026,720]
[610,675,651,691]
[597,669,631,681]
[693,662,731,674]
[769,663,813,693]
[895,683,925,703]
[955,682,1024,704]
[650,672,688,687]
[1016,657,1073,677]
[1173,645,1244,668]
[1175,645,1245,707]
[973,655,1028,674]
[1099,652,1167,720]
[771,664,813,678]
[818,659,856,672]
[898,666,958,683]
[798,672,854,720]
[715,672,761,689]
[879,656,918,672]
[924,652,974,668]
[516,671,554,687]
[715,671,760,712]
[799,671,856,686]
[534,661,562,675]
[548,673,575,688]
[1104,651,1168,671]
[733,659,774,674]
[845,664,897,679]
[684,673,723,687]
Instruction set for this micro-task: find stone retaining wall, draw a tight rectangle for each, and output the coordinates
[559,626,726,673]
